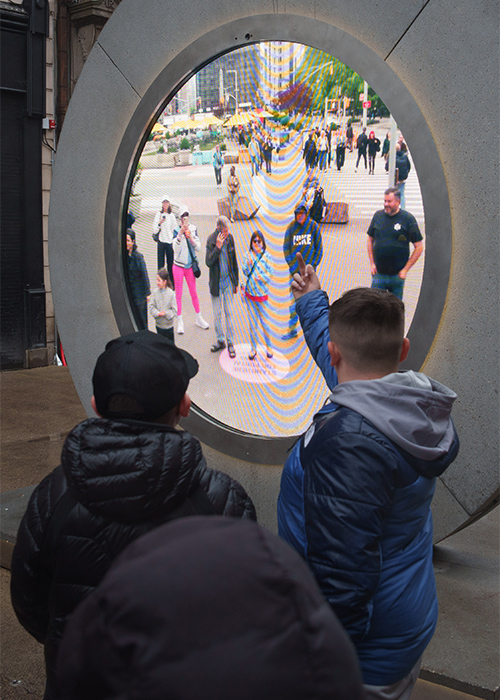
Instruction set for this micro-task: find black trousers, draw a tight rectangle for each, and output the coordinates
[156,326,175,343]
[157,242,174,287]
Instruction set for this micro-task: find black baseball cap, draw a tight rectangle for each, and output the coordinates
[93,330,198,420]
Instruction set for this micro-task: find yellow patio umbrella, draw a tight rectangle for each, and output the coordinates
[151,123,166,133]
[201,114,222,126]
[225,112,254,127]
[170,119,189,130]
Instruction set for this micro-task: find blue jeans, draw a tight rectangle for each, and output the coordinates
[371,273,405,300]
[246,297,271,351]
[211,283,236,345]
[250,156,259,175]
[398,181,406,209]
[229,191,238,219]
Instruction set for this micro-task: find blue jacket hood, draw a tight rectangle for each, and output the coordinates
[328,370,459,475]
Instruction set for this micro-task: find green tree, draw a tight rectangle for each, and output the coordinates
[294,47,387,118]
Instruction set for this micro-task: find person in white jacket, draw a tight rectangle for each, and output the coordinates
[172,210,209,334]
[153,198,177,285]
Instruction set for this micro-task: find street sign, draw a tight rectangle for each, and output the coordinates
[363,100,372,108]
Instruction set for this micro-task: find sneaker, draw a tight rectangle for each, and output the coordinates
[195,314,209,330]
[210,340,226,353]
[177,317,184,334]
[281,328,298,340]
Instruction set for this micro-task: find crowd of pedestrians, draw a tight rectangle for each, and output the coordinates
[125,117,416,364]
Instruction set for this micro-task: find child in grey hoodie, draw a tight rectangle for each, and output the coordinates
[149,267,177,342]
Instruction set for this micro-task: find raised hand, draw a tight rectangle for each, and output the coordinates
[291,252,321,300]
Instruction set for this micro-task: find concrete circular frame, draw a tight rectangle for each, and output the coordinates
[49,1,499,537]
[101,18,450,461]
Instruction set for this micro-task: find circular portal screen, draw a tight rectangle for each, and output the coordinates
[123,42,424,438]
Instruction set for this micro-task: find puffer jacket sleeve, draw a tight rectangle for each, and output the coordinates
[10,467,67,643]
[296,290,338,391]
[302,414,399,641]
[198,466,257,521]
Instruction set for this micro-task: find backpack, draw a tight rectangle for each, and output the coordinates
[396,154,410,182]
[310,187,325,223]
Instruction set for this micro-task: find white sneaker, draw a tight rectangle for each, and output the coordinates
[177,316,184,334]
[195,314,209,330]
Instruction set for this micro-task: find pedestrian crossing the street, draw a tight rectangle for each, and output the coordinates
[136,128,425,229]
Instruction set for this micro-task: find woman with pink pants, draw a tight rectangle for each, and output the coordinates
[172,210,209,334]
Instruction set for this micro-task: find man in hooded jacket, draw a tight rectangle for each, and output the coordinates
[277,255,459,700]
[11,330,256,700]
[282,204,323,340]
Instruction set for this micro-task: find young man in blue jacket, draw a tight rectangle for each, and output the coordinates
[278,254,459,700]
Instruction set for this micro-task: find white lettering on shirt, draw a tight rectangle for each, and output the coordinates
[293,234,312,246]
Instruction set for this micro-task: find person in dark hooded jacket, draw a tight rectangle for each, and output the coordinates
[10,331,256,700]
[56,517,365,700]
[278,255,459,699]
[282,204,323,340]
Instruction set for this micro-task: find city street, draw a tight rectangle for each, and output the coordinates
[133,122,425,437]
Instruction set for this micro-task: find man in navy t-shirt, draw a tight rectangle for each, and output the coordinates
[367,187,423,299]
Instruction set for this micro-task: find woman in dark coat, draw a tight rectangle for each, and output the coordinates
[126,228,150,327]
[367,131,381,174]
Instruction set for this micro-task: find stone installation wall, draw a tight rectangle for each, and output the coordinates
[48,0,499,541]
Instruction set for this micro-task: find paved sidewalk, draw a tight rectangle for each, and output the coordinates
[1,366,498,699]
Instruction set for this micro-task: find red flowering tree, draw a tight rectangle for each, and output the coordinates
[273,82,313,114]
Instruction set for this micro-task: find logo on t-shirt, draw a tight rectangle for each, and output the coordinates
[294,234,312,246]
[394,223,401,231]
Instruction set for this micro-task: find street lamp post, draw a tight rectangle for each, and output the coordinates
[362,80,368,129]
[387,115,398,188]
[227,69,239,113]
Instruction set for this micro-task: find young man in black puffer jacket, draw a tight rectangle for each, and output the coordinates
[11,331,256,700]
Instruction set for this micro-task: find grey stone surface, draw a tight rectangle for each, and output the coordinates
[432,479,471,545]
[48,0,499,540]
[421,507,500,699]
[1,487,36,542]
[383,0,500,518]
[49,43,142,414]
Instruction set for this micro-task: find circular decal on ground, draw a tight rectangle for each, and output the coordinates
[219,344,289,384]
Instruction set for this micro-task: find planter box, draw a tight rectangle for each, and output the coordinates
[178,150,191,166]
[156,153,176,168]
[139,153,175,169]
